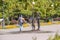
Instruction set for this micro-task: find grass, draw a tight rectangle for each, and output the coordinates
[48,33,60,40]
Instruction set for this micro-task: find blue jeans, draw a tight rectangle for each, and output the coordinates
[19,22,23,31]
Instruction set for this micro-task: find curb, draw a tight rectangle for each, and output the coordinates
[0,22,60,29]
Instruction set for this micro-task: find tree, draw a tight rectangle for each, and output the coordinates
[0,0,60,23]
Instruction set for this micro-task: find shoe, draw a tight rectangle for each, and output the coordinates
[36,29,40,31]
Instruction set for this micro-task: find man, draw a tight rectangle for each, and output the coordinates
[36,12,40,30]
[32,11,40,31]
[18,15,24,31]
[32,12,35,31]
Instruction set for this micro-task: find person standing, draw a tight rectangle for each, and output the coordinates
[32,12,36,31]
[36,12,40,30]
[18,15,23,31]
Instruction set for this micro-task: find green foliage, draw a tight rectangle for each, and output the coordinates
[0,0,60,19]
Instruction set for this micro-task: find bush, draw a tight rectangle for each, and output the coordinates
[10,20,17,25]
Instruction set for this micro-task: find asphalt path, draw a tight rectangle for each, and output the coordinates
[0,24,60,40]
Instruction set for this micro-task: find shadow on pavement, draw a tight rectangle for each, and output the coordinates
[0,30,54,35]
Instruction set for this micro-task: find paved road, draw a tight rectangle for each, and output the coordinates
[0,24,60,40]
